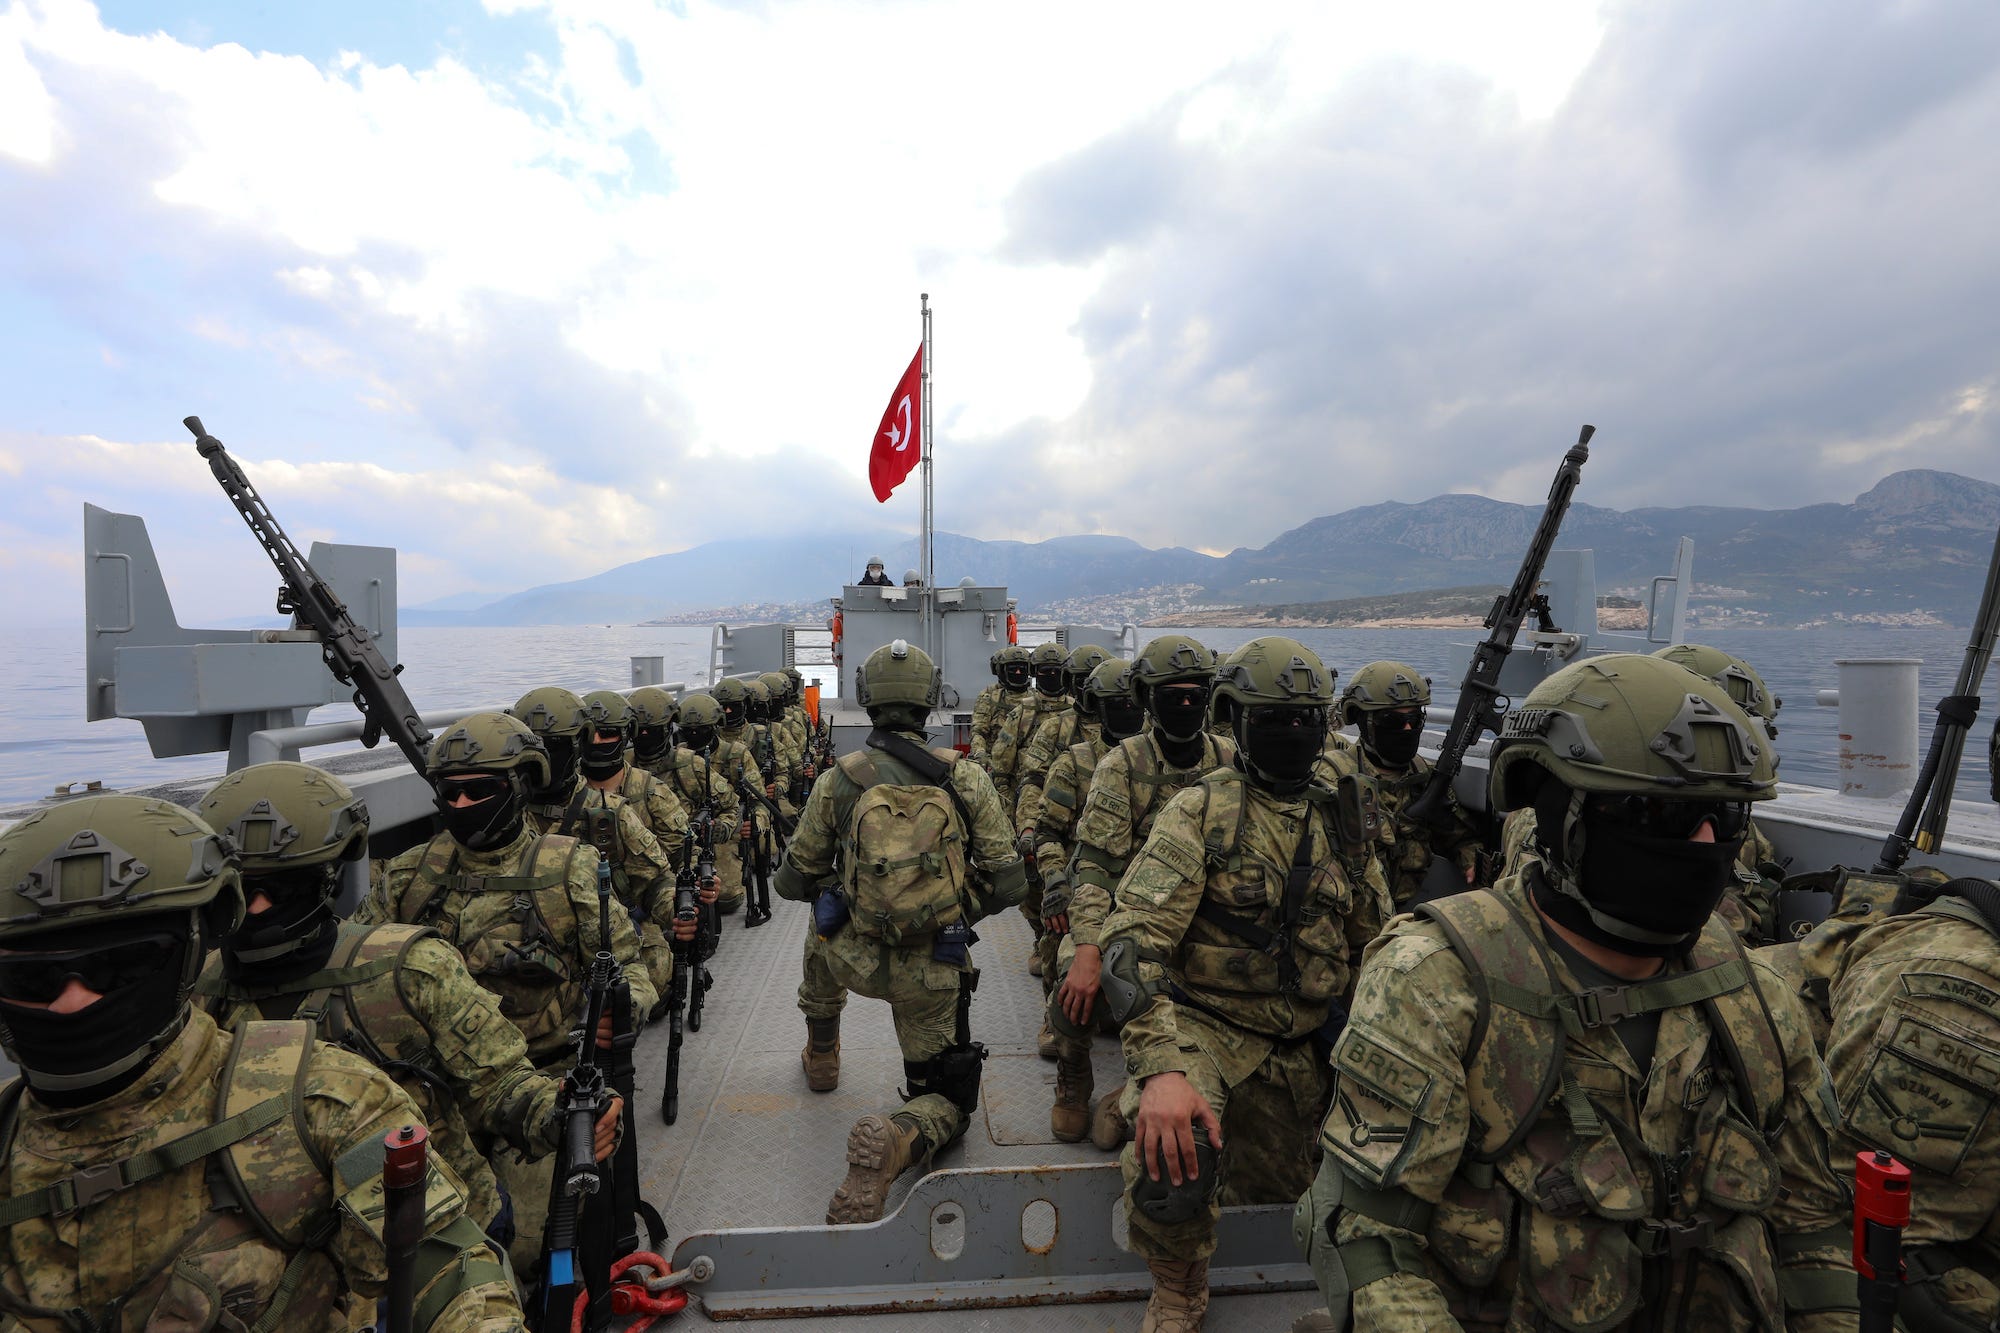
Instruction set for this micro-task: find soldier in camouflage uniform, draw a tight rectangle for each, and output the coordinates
[1099,638,1389,1332]
[630,686,741,906]
[580,690,697,1003]
[1296,654,1856,1333]
[1014,643,1112,828]
[743,678,798,823]
[194,762,617,1252]
[627,685,680,776]
[972,645,1033,767]
[1054,635,1238,1113]
[986,641,1074,815]
[0,795,524,1331]
[681,692,764,914]
[1030,658,1144,1145]
[1818,869,2000,1330]
[1316,662,1481,909]
[773,640,1029,1225]
[357,712,657,1274]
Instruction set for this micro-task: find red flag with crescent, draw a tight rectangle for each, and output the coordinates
[869,343,924,502]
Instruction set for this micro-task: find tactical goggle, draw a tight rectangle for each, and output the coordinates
[0,932,181,1005]
[1586,794,1751,842]
[1243,704,1326,730]
[1153,683,1211,707]
[242,862,336,904]
[435,774,512,804]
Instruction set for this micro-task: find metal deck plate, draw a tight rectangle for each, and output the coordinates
[627,895,1322,1327]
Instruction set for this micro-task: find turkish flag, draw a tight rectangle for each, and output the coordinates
[869,343,924,502]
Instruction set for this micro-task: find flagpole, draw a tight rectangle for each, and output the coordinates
[920,292,934,658]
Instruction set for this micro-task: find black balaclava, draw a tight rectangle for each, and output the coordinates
[224,863,340,970]
[0,917,198,1106]
[1360,708,1425,770]
[1099,696,1147,742]
[1000,662,1032,693]
[531,734,580,800]
[1529,777,1744,957]
[682,723,718,754]
[1033,663,1067,698]
[1149,680,1211,755]
[634,724,672,766]
[435,772,527,850]
[1233,704,1328,797]
[580,728,627,781]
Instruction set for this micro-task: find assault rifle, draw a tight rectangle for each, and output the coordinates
[185,416,432,773]
[1407,425,1594,832]
[736,778,776,927]
[661,812,714,1125]
[1875,516,2000,872]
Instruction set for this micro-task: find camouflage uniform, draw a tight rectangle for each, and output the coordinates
[360,825,656,1273]
[1105,769,1391,1263]
[585,765,690,1000]
[1317,731,1481,909]
[986,691,1070,816]
[525,776,676,999]
[713,728,775,909]
[1015,709,1100,830]
[1019,729,1113,986]
[778,743,1026,1153]
[1313,869,1853,1332]
[657,745,747,908]
[195,923,564,1234]
[0,1012,522,1332]
[1823,877,2000,1330]
[969,682,1014,765]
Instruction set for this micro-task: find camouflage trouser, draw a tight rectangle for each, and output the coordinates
[820,938,976,1155]
[798,925,849,1020]
[714,839,749,909]
[497,1056,573,1276]
[1118,1018,1327,1263]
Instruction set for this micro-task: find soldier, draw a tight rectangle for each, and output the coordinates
[626,685,681,780]
[0,795,524,1331]
[971,645,1033,767]
[1821,871,2000,1330]
[684,689,769,915]
[1014,642,1112,827]
[580,689,697,1003]
[986,641,1074,815]
[356,712,657,1273]
[746,677,802,821]
[773,640,1028,1224]
[1317,661,1481,910]
[1296,654,1854,1333]
[1031,657,1141,1145]
[1099,638,1389,1332]
[193,761,617,1252]
[1054,634,1237,1084]
[512,687,675,996]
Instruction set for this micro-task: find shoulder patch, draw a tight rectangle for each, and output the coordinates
[1142,835,1207,885]
[1336,1028,1439,1117]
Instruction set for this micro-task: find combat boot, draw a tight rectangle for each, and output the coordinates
[1037,1020,1059,1061]
[826,1113,924,1225]
[1050,1053,1093,1142]
[1289,1309,1344,1333]
[801,1017,840,1093]
[1140,1257,1209,1333]
[1090,1083,1130,1151]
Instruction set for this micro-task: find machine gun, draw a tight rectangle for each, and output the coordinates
[736,778,777,927]
[185,416,432,773]
[661,813,716,1125]
[1407,425,1593,832]
[1876,517,2000,872]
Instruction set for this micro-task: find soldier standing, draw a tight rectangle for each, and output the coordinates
[580,689,697,1003]
[1317,661,1481,909]
[0,795,524,1331]
[1099,638,1388,1332]
[1297,654,1855,1332]
[972,646,1033,767]
[356,712,657,1274]
[773,641,1028,1224]
[681,691,765,915]
[194,761,617,1253]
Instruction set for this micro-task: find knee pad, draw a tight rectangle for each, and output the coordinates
[905,1044,986,1116]
[1131,1123,1222,1226]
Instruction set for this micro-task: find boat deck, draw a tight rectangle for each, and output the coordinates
[629,889,1320,1328]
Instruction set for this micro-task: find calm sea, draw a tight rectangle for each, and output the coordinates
[1,623,1992,811]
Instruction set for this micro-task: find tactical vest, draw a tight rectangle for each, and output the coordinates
[1393,888,1792,1332]
[396,832,585,1059]
[193,925,504,1226]
[1042,735,1112,833]
[1168,770,1358,1040]
[1078,734,1239,883]
[529,789,631,905]
[832,748,970,945]
[0,1022,346,1333]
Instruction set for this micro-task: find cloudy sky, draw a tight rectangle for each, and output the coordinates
[4,0,1998,625]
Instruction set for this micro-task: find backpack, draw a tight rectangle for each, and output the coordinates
[834,741,972,945]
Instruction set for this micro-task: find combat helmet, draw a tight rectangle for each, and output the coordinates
[1064,643,1111,694]
[427,711,551,850]
[1130,635,1220,743]
[511,686,590,741]
[582,689,636,741]
[995,644,1032,691]
[1652,643,1781,737]
[743,678,772,723]
[427,710,552,787]
[0,795,245,1092]
[1079,657,1143,741]
[712,677,750,729]
[760,672,792,708]
[1339,661,1431,723]
[855,638,941,716]
[1212,637,1334,792]
[628,687,679,765]
[199,762,368,965]
[580,689,636,780]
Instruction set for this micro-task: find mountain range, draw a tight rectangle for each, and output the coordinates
[404,469,2000,629]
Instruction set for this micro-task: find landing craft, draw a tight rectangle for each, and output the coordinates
[8,492,1998,1326]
